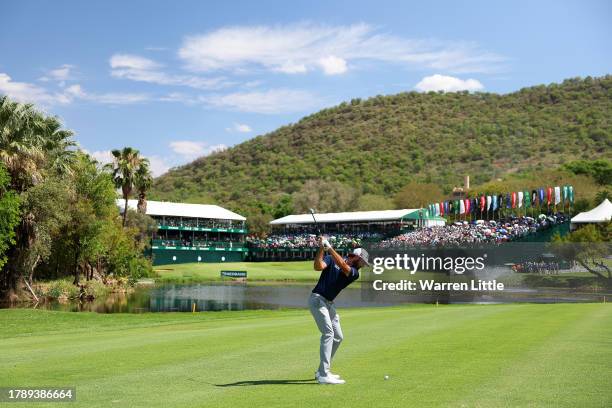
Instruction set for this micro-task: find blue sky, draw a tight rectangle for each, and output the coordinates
[1,0,610,175]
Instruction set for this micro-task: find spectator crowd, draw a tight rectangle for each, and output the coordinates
[247,232,383,249]
[378,213,568,248]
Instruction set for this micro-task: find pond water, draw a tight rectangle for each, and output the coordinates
[1,282,608,313]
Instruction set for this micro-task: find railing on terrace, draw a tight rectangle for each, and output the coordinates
[154,219,245,230]
[152,239,244,248]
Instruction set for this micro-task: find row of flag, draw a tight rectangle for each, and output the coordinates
[427,186,574,217]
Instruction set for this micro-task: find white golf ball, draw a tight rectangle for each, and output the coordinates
[384,375,389,380]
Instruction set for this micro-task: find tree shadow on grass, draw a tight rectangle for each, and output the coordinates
[215,378,316,387]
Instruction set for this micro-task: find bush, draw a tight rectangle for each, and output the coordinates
[42,279,80,299]
[83,280,112,298]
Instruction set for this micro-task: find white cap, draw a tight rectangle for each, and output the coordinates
[352,248,370,266]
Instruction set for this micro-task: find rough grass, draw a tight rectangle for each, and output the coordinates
[1,303,611,407]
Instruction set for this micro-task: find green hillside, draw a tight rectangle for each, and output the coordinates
[151,76,612,220]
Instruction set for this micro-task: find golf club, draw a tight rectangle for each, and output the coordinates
[309,208,322,236]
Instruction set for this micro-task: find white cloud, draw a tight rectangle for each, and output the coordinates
[169,140,227,160]
[65,83,149,104]
[226,123,252,133]
[0,73,73,105]
[0,72,148,106]
[178,23,505,75]
[276,61,308,74]
[110,53,230,90]
[318,56,347,75]
[415,74,484,92]
[39,64,75,82]
[86,149,114,165]
[110,54,161,71]
[203,88,320,114]
[147,155,172,177]
[234,123,252,132]
[145,46,168,52]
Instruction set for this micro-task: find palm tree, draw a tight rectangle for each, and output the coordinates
[0,96,75,191]
[109,147,149,226]
[135,160,152,214]
[0,96,46,191]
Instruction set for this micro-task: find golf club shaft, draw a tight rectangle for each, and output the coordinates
[310,209,322,235]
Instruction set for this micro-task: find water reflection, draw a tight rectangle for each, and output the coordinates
[1,282,608,313]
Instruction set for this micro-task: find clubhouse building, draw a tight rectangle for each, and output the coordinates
[117,199,247,265]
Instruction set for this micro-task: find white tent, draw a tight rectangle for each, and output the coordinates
[570,199,612,228]
[116,199,246,221]
[270,209,418,225]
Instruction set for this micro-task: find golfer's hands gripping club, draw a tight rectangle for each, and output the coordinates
[318,236,332,251]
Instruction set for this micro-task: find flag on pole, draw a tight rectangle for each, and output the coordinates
[480,195,486,211]
[563,185,569,205]
[511,192,517,208]
[524,190,531,208]
[460,199,465,214]
[569,186,574,204]
[547,187,553,206]
[440,202,444,216]
[506,193,511,209]
[492,195,498,211]
[518,191,523,208]
[554,186,561,205]
[465,198,471,214]
[486,195,492,211]
[539,188,545,205]
[532,190,538,207]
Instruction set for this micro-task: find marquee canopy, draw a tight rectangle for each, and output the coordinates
[570,199,612,224]
[270,209,419,225]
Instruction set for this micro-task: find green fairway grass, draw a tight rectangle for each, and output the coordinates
[1,304,611,407]
[153,261,317,283]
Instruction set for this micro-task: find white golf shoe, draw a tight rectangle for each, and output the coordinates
[315,371,341,380]
[316,373,345,385]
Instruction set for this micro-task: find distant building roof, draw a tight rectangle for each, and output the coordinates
[571,199,612,224]
[116,199,246,221]
[270,209,419,225]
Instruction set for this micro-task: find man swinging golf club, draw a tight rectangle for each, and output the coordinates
[309,232,369,385]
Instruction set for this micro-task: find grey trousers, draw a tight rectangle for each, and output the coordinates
[308,292,344,376]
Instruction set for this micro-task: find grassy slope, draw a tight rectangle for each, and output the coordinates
[151,76,612,213]
[1,304,611,408]
[153,261,315,282]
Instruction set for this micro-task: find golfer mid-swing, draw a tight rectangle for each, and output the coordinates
[309,236,369,384]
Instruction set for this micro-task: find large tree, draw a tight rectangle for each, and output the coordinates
[0,96,75,295]
[552,223,611,280]
[0,164,20,270]
[109,147,150,226]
